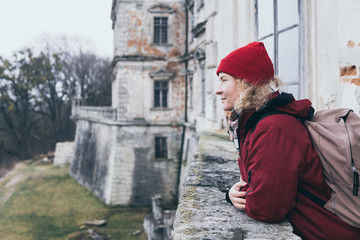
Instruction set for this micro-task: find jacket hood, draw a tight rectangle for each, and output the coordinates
[244,92,314,131]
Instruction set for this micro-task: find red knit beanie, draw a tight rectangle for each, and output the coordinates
[216,42,274,85]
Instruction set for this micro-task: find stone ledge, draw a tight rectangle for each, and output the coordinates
[172,131,300,240]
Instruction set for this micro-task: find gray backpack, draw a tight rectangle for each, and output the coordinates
[304,108,360,228]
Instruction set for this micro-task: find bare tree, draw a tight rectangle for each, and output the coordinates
[65,50,112,106]
[32,50,74,143]
[0,50,41,159]
[0,37,112,161]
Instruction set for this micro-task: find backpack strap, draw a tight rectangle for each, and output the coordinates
[343,110,359,196]
[252,110,298,132]
[297,186,326,207]
[253,110,328,207]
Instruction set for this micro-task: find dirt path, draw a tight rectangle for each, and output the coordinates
[0,162,28,203]
[0,158,57,203]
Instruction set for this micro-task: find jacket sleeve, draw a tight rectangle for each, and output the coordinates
[243,120,304,223]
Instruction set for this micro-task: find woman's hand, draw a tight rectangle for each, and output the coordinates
[229,180,248,210]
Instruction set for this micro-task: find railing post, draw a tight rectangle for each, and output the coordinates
[71,96,84,116]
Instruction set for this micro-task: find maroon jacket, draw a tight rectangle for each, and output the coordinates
[233,92,360,240]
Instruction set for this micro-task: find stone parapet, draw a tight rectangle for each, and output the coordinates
[172,131,300,240]
[71,106,124,122]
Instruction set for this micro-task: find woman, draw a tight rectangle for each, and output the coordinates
[215,41,360,240]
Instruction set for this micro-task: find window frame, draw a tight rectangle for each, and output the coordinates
[155,136,168,159]
[255,0,302,99]
[153,80,169,108]
[153,17,168,45]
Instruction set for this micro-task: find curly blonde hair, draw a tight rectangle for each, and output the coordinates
[234,77,282,111]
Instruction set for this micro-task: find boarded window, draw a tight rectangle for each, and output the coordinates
[155,137,167,158]
[154,80,168,107]
[154,17,168,44]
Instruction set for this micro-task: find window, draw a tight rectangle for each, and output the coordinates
[256,0,301,99]
[154,80,168,107]
[154,17,168,44]
[155,137,167,158]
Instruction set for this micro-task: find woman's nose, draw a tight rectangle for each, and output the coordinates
[215,84,222,95]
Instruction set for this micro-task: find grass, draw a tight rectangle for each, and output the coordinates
[0,159,151,240]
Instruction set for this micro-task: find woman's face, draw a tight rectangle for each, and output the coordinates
[215,72,240,111]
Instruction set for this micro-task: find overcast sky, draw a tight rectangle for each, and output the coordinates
[0,0,113,58]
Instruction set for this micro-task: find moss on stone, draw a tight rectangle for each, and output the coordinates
[179,227,200,236]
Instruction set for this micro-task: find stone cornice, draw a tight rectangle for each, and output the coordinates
[113,55,165,62]
[148,4,175,14]
[111,55,166,67]
[149,69,175,80]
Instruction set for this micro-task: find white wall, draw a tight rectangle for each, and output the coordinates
[304,0,360,114]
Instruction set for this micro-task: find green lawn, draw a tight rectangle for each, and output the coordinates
[0,159,150,240]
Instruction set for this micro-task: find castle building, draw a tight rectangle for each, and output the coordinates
[70,0,360,206]
[71,0,186,206]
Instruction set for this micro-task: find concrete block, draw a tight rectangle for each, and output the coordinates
[53,141,74,165]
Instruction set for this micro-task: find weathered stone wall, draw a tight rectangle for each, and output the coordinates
[111,60,185,122]
[112,0,185,58]
[303,0,360,113]
[111,0,186,123]
[70,119,115,204]
[172,131,300,240]
[70,117,183,206]
[338,43,360,114]
[114,123,183,206]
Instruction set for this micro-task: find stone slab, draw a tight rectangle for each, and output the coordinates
[53,141,74,165]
